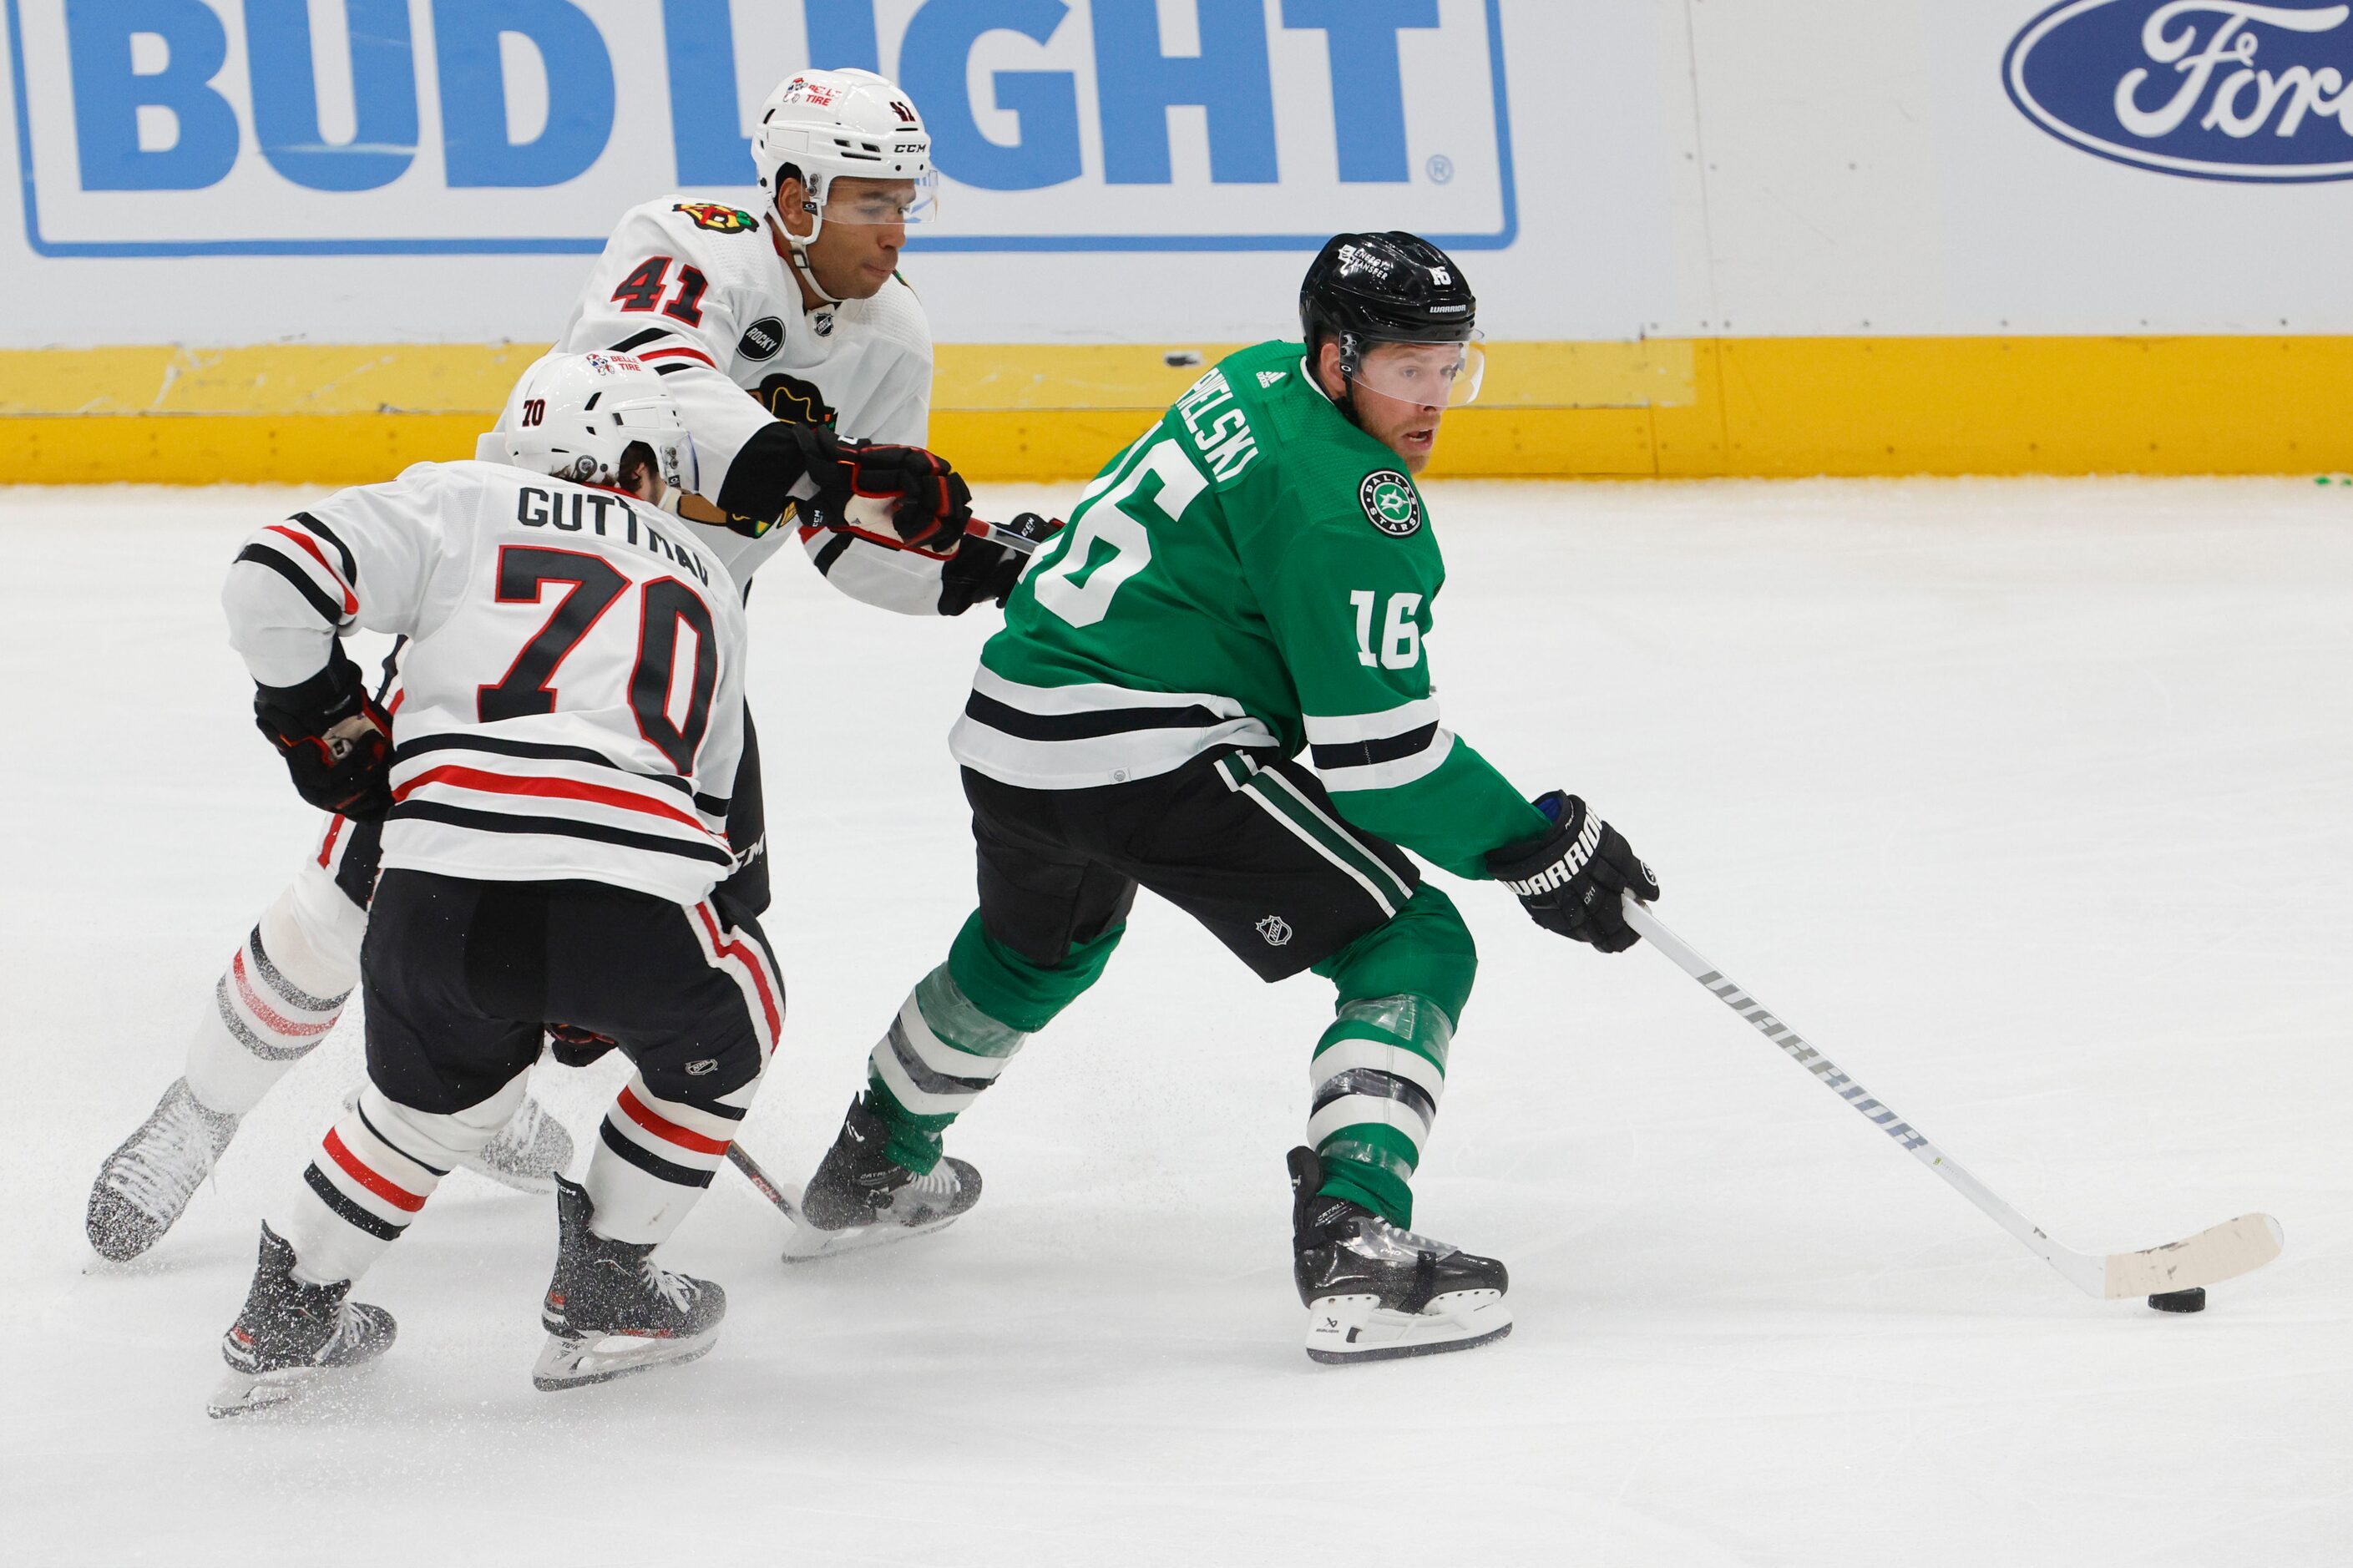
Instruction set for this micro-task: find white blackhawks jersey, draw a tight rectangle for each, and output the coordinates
[519,195,945,613]
[223,461,749,905]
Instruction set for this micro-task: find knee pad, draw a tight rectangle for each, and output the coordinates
[360,1075,527,1168]
[948,912,1123,1034]
[1317,883,1477,1024]
[271,862,372,994]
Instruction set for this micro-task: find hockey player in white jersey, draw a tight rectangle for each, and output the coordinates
[85,66,1045,1262]
[210,353,779,1414]
[534,66,1034,617]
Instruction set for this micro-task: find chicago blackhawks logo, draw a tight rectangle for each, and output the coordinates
[756,372,837,427]
[1359,471,1421,537]
[673,202,757,235]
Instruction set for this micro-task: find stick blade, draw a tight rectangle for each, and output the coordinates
[2102,1212,2284,1298]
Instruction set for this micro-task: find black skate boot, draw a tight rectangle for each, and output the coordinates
[208,1224,397,1417]
[1288,1146,1512,1365]
[781,1094,982,1262]
[534,1175,725,1390]
[88,1078,240,1262]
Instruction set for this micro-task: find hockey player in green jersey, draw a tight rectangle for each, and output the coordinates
[787,232,1662,1362]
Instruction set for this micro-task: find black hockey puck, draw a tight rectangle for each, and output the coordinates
[2148,1287,2207,1313]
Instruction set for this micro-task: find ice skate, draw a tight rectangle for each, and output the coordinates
[534,1175,724,1390]
[780,1094,982,1262]
[1288,1147,1512,1365]
[343,1085,575,1195]
[87,1078,240,1262]
[208,1224,396,1416]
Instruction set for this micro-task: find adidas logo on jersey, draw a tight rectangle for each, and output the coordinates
[1257,370,1288,388]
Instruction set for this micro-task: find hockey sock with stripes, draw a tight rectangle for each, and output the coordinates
[586,1070,754,1245]
[1305,994,1454,1229]
[185,883,362,1116]
[280,1091,450,1286]
[863,963,1030,1175]
[860,913,1123,1173]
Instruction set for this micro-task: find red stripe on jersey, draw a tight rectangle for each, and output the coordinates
[231,950,336,1036]
[264,525,358,613]
[322,1129,428,1211]
[693,902,782,1047]
[393,765,709,832]
[316,813,348,869]
[616,1085,731,1156]
[637,346,716,368]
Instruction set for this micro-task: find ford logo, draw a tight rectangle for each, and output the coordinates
[2006,1,2353,180]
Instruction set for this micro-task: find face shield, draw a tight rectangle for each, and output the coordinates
[812,175,939,230]
[1347,334,1486,409]
[606,396,699,497]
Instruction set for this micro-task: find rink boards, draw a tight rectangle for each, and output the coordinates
[11,333,2353,484]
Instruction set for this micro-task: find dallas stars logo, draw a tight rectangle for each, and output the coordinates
[1359,470,1421,537]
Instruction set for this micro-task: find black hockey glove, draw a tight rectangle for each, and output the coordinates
[252,643,393,822]
[785,422,974,553]
[1485,791,1660,953]
[938,513,1065,615]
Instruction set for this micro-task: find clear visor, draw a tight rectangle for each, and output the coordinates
[1350,336,1485,409]
[817,174,939,227]
[611,400,699,496]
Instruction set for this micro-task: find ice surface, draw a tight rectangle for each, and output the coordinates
[2,478,2346,1565]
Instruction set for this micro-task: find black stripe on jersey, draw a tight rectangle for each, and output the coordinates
[1309,723,1440,773]
[652,362,691,377]
[302,1162,405,1239]
[1310,1068,1437,1127]
[810,532,855,576]
[291,511,357,585]
[355,1101,448,1178]
[392,732,717,809]
[599,1118,716,1188]
[609,326,671,353]
[389,800,736,866]
[964,689,1226,742]
[235,543,345,625]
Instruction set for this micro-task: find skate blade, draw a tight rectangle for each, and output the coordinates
[1303,1290,1513,1366]
[777,1212,961,1263]
[532,1328,718,1391]
[207,1363,344,1419]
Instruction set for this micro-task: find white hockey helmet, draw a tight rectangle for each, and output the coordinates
[494,352,698,497]
[752,68,937,243]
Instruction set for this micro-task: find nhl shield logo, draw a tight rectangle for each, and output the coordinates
[1359,471,1421,537]
[1257,914,1293,947]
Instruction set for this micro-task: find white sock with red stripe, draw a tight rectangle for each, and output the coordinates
[185,878,366,1116]
[277,1077,526,1287]
[585,1072,755,1245]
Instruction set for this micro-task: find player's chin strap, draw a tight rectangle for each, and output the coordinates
[772,195,846,307]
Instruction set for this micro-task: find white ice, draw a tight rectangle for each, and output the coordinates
[1,478,2346,1565]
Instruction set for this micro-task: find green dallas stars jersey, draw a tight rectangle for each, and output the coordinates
[948,340,1548,879]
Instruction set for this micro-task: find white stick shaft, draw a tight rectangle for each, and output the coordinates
[1621,897,2103,1295]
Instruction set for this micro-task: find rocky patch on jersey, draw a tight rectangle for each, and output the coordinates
[757,372,837,427]
[1360,471,1421,537]
[737,316,785,361]
[674,202,757,235]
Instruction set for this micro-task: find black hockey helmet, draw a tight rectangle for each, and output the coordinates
[1300,232,1482,407]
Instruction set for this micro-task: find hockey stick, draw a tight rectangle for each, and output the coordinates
[725,1141,812,1227]
[1619,895,2284,1300]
